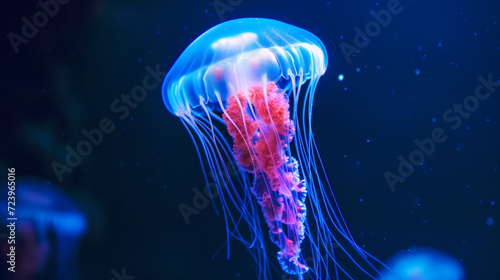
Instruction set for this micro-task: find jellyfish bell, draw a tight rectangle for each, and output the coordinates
[16,182,86,235]
[162,18,327,116]
[381,247,465,280]
[163,18,385,279]
[0,178,86,280]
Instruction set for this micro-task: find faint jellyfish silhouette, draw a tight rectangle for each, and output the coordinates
[380,247,465,280]
[1,178,87,280]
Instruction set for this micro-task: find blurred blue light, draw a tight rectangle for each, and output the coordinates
[381,247,465,280]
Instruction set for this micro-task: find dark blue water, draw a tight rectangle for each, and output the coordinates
[1,0,498,279]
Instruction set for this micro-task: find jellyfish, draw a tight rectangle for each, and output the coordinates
[162,18,386,279]
[380,247,465,280]
[0,178,86,280]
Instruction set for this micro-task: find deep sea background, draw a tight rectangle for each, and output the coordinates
[1,0,499,279]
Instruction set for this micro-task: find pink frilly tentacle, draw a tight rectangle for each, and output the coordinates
[223,83,308,275]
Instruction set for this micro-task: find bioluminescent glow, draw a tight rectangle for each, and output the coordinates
[1,179,87,280]
[162,18,387,279]
[380,247,465,280]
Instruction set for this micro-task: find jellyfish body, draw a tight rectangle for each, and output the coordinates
[224,83,308,274]
[380,247,465,280]
[0,178,86,280]
[163,18,385,279]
